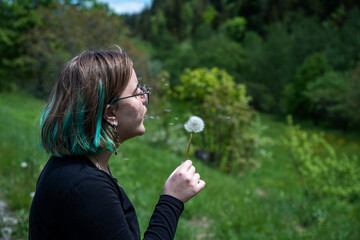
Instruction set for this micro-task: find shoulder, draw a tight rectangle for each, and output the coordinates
[36,155,118,200]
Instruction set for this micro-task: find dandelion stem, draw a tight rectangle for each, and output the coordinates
[185,133,193,160]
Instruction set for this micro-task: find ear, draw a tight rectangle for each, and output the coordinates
[104,104,117,127]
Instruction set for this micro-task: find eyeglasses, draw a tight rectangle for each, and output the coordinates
[109,83,150,105]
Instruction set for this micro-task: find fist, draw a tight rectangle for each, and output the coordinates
[162,160,206,203]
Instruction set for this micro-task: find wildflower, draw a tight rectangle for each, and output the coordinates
[21,162,28,168]
[184,116,205,160]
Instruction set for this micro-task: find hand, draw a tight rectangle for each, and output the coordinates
[162,160,206,203]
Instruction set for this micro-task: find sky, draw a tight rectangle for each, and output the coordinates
[98,0,153,14]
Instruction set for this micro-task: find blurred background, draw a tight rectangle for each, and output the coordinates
[0,0,360,239]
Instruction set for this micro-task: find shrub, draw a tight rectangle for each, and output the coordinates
[284,116,360,201]
[175,67,261,173]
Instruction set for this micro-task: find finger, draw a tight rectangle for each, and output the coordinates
[193,173,200,183]
[188,166,196,175]
[195,180,206,192]
[181,159,193,171]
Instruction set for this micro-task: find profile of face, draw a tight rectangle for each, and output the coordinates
[106,69,147,143]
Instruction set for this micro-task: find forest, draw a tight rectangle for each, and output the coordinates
[1,0,360,130]
[0,0,360,239]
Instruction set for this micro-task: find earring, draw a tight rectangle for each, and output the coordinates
[113,122,118,155]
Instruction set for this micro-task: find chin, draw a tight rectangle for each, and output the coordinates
[138,126,146,136]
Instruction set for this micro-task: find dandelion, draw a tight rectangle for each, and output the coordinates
[21,162,28,168]
[184,116,205,160]
[184,116,204,133]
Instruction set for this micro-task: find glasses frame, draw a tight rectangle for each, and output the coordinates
[110,83,150,105]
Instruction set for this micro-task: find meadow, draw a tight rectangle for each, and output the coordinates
[0,92,359,239]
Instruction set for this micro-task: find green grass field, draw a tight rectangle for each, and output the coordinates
[0,92,359,239]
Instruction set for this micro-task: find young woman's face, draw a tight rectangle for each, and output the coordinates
[114,69,147,143]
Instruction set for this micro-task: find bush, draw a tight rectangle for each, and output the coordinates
[175,67,262,173]
[284,116,360,201]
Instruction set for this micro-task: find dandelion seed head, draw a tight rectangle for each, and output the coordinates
[184,116,205,133]
[21,162,28,168]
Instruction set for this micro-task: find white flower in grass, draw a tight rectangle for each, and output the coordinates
[21,162,28,168]
[30,192,35,198]
[184,116,205,133]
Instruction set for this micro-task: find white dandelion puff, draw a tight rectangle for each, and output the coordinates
[30,192,35,198]
[184,116,205,133]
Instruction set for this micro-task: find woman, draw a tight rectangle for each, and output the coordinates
[29,48,205,239]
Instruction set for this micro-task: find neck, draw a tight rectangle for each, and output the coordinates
[87,151,112,174]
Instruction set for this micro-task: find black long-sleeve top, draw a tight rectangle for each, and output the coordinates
[29,155,184,239]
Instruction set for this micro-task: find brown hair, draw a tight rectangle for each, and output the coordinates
[40,48,133,156]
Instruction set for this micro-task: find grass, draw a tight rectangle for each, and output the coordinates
[0,92,359,239]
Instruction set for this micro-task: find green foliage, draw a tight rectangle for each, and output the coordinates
[175,67,260,173]
[18,2,125,96]
[286,52,330,116]
[304,71,351,129]
[159,33,245,85]
[284,115,360,201]
[202,5,217,25]
[0,0,38,91]
[224,16,247,42]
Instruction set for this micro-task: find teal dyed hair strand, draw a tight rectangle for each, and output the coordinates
[94,81,104,147]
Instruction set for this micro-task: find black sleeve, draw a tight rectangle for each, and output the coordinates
[62,176,184,240]
[144,195,184,240]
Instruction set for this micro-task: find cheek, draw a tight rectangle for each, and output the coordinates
[117,103,143,125]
